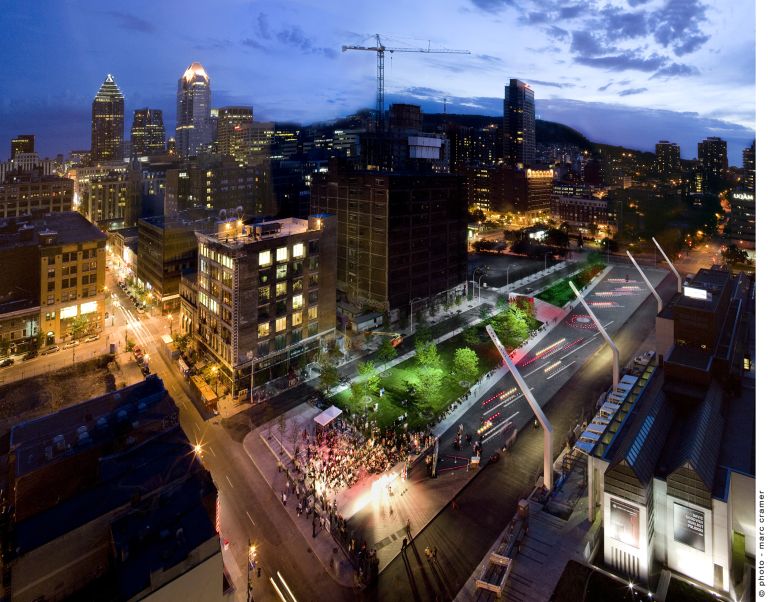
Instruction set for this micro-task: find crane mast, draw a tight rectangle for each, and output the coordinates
[342,34,470,131]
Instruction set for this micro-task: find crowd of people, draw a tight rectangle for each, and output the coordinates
[290,418,430,495]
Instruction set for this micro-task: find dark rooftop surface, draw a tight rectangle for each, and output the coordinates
[11,375,175,477]
[0,211,106,249]
[14,425,204,554]
[673,266,730,310]
[112,474,217,600]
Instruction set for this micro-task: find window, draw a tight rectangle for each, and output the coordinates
[274,334,287,350]
[259,269,270,284]
[276,282,287,297]
[291,327,303,343]
[257,341,270,356]
[308,306,318,320]
[309,256,319,271]
[292,261,303,276]
[45,311,56,321]
[258,322,271,337]
[47,267,55,278]
[258,250,271,266]
[276,264,287,280]
[292,312,302,326]
[309,274,319,288]
[275,316,287,332]
[60,305,78,319]
[292,243,305,258]
[89,274,97,284]
[308,322,318,337]
[293,279,303,292]
[258,286,271,303]
[276,247,288,262]
[292,295,303,310]
[47,281,55,292]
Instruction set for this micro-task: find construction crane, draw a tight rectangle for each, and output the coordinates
[342,34,470,130]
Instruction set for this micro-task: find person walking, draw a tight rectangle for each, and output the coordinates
[401,537,408,553]
[282,491,287,506]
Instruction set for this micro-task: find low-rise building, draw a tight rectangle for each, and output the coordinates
[1,376,231,602]
[0,171,73,218]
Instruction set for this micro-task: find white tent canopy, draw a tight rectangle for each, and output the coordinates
[314,405,342,428]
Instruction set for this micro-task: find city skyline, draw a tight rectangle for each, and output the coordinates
[0,0,755,162]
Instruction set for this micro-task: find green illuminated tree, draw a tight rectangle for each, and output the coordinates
[453,347,479,384]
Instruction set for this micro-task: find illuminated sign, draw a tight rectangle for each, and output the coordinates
[683,286,709,301]
[60,305,78,319]
[731,192,754,201]
[80,301,98,314]
[610,498,640,548]
[673,503,705,552]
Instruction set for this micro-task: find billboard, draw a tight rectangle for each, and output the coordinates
[673,503,705,552]
[610,498,640,548]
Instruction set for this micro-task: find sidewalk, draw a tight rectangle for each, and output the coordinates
[242,406,358,589]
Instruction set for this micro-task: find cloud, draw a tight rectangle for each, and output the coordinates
[650,0,710,56]
[651,63,700,78]
[527,79,576,89]
[256,12,271,39]
[105,11,155,33]
[559,3,588,20]
[526,11,549,24]
[575,53,666,72]
[598,6,648,39]
[597,82,613,91]
[194,38,233,51]
[242,38,267,52]
[469,0,517,13]
[617,87,647,96]
[570,30,613,56]
[546,26,569,41]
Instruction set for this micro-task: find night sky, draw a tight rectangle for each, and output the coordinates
[0,0,755,163]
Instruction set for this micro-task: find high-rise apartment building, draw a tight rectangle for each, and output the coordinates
[215,106,254,159]
[655,140,682,181]
[503,79,535,168]
[191,216,337,392]
[311,161,468,315]
[91,74,124,163]
[697,137,728,193]
[176,63,213,158]
[742,140,755,194]
[130,108,166,157]
[10,135,34,160]
[73,168,131,225]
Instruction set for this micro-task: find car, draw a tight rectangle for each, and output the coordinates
[63,340,80,349]
[84,334,100,343]
[0,358,14,368]
[23,350,38,361]
[41,345,60,355]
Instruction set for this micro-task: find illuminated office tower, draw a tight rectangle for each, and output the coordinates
[91,74,125,163]
[176,62,213,158]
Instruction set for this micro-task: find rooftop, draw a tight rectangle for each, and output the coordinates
[198,215,327,248]
[0,211,106,249]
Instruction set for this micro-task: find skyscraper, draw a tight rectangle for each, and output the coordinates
[503,79,535,168]
[655,140,681,181]
[11,134,34,159]
[130,108,166,157]
[176,62,212,158]
[742,140,755,194]
[697,136,728,194]
[91,74,125,163]
[215,106,253,159]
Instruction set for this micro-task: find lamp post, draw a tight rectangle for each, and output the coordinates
[247,540,257,601]
[471,267,484,301]
[247,350,255,404]
[543,252,552,272]
[478,274,487,301]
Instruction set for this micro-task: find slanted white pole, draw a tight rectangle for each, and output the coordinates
[568,281,619,391]
[485,325,553,492]
[652,236,681,293]
[626,251,663,314]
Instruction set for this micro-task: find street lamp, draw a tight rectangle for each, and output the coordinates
[543,252,552,271]
[478,274,487,301]
[471,266,486,301]
[247,540,257,601]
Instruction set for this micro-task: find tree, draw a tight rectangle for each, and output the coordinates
[472,239,497,253]
[377,339,397,364]
[470,208,486,223]
[318,361,340,393]
[415,340,441,371]
[414,368,443,414]
[453,347,479,384]
[69,314,90,340]
[721,244,750,266]
[0,338,9,358]
[326,340,343,363]
[173,333,191,354]
[357,360,381,395]
[496,295,508,310]
[414,322,432,345]
[462,327,480,346]
[492,306,529,348]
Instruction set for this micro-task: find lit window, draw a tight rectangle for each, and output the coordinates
[276,282,287,296]
[308,306,318,320]
[258,250,271,266]
[292,243,305,258]
[276,247,288,262]
[292,295,303,310]
[275,316,287,332]
[258,322,271,337]
[292,312,303,326]
[60,305,78,319]
[276,264,287,280]
[80,301,97,314]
